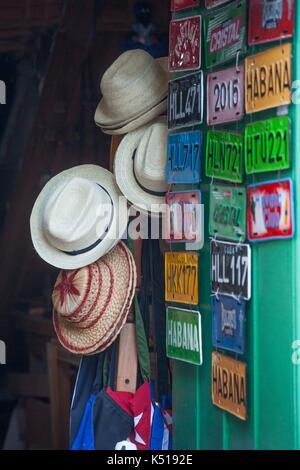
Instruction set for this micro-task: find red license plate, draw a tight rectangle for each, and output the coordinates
[247,179,294,242]
[166,190,201,243]
[207,66,244,126]
[169,16,202,72]
[205,0,230,8]
[248,0,294,45]
[171,0,198,11]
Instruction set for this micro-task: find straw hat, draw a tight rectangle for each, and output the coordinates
[53,242,137,355]
[114,117,168,215]
[95,51,169,134]
[30,165,128,270]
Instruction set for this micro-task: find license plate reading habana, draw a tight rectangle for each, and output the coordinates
[168,72,203,131]
[207,66,244,126]
[212,352,247,421]
[211,240,251,300]
[165,252,199,305]
[245,43,291,114]
[245,116,290,175]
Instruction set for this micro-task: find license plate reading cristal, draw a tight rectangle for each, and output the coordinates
[166,131,202,184]
[209,184,247,242]
[203,0,247,68]
[167,307,202,366]
[212,295,246,355]
[169,16,202,72]
[248,0,294,46]
[245,43,291,114]
[166,190,201,243]
[171,0,199,11]
[206,131,243,183]
[207,66,244,126]
[211,240,251,300]
[247,178,294,241]
[165,252,199,305]
[168,72,203,131]
[212,352,247,420]
[245,116,290,174]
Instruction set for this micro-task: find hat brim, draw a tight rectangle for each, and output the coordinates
[114,118,166,216]
[30,165,128,270]
[97,98,167,136]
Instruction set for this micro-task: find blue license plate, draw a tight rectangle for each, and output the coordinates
[212,295,246,355]
[166,131,202,184]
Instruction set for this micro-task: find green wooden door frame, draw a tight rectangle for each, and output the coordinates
[172,1,300,450]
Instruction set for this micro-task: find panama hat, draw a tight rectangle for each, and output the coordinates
[95,51,169,134]
[114,117,168,216]
[53,242,137,355]
[30,165,128,270]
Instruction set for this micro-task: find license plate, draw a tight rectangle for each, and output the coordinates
[166,131,202,184]
[169,16,202,72]
[247,178,294,242]
[209,184,246,242]
[166,190,201,243]
[248,0,294,45]
[245,116,291,175]
[171,0,199,11]
[166,307,202,366]
[207,66,244,126]
[203,0,247,68]
[212,295,246,355]
[245,43,291,114]
[165,252,199,305]
[168,72,203,130]
[206,130,243,183]
[205,0,231,8]
[186,203,204,251]
[212,352,247,420]
[211,240,251,300]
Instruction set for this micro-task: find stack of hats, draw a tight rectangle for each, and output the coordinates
[94,50,169,135]
[52,242,136,355]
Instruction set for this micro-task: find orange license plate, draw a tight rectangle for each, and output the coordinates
[165,252,198,305]
[245,43,291,114]
[212,352,247,420]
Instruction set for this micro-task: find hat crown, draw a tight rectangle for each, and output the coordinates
[44,177,113,253]
[134,122,168,194]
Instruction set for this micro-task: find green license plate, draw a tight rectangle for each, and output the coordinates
[206,130,243,183]
[203,0,247,68]
[209,184,247,242]
[166,307,202,366]
[245,116,291,175]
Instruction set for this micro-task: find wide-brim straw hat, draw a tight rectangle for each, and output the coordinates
[95,51,169,135]
[114,117,168,216]
[30,165,128,270]
[53,242,136,355]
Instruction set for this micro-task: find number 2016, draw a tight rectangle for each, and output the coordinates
[214,79,239,112]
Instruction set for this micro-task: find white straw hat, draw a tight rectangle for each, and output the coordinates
[30,165,128,269]
[94,51,169,134]
[114,117,168,215]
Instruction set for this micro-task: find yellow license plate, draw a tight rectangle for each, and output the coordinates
[165,252,199,305]
[245,43,291,114]
[212,352,247,421]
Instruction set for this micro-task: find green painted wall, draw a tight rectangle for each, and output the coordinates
[172,0,300,450]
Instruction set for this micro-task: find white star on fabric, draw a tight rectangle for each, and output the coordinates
[134,412,146,446]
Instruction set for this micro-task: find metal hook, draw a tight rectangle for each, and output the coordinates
[236,50,241,73]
